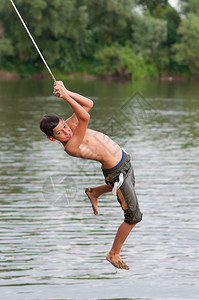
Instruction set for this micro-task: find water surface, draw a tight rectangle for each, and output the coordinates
[0,79,199,299]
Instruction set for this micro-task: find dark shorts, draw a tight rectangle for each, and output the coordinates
[102,150,142,225]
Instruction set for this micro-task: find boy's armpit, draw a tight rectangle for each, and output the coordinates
[65,116,78,131]
[65,113,78,128]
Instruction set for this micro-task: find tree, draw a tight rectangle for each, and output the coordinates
[180,0,199,14]
[0,0,89,74]
[132,13,167,53]
[83,0,136,45]
[173,13,199,76]
[94,43,158,80]
[132,13,168,75]
[137,0,168,14]
[151,4,181,73]
[161,6,180,46]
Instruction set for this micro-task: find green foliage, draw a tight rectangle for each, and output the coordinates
[164,7,181,46]
[83,0,136,45]
[180,0,199,14]
[0,37,14,56]
[151,4,181,73]
[0,0,90,74]
[137,0,168,14]
[132,12,170,74]
[0,0,198,79]
[94,43,158,80]
[152,4,181,44]
[173,13,199,76]
[132,13,167,54]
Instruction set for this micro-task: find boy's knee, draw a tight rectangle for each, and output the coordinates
[124,208,143,225]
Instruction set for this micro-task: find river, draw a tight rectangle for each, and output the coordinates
[0,79,198,299]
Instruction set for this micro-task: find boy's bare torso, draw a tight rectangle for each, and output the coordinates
[51,82,122,169]
[65,127,122,169]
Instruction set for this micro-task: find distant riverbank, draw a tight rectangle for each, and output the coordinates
[0,69,193,82]
[0,70,98,81]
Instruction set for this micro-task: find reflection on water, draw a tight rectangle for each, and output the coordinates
[0,79,199,299]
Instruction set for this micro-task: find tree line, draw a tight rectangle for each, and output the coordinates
[0,0,199,79]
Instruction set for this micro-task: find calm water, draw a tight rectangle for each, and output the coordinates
[0,79,199,300]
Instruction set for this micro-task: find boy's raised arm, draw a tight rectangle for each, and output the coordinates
[54,81,90,151]
[67,90,93,112]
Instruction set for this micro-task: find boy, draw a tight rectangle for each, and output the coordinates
[40,81,142,270]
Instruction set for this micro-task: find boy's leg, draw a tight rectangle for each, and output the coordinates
[106,222,135,270]
[85,184,136,269]
[85,184,112,215]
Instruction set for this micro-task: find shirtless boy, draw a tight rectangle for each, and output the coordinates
[40,81,142,270]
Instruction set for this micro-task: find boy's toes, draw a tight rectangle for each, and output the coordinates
[106,254,130,270]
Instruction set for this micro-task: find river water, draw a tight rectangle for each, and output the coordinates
[0,79,198,300]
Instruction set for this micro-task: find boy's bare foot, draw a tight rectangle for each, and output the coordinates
[106,253,130,270]
[85,188,98,215]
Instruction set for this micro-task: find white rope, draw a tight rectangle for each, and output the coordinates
[9,0,57,82]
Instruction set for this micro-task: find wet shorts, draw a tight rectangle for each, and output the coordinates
[102,150,142,225]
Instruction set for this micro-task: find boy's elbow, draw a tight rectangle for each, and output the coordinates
[86,113,90,121]
[81,112,90,122]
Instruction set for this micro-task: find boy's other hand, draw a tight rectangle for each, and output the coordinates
[53,81,67,98]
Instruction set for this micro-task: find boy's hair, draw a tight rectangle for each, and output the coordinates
[40,113,61,137]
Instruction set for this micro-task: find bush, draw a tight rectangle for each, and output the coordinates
[93,43,158,80]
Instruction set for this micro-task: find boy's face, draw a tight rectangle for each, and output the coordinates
[51,119,72,142]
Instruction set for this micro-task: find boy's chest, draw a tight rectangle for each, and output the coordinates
[83,129,110,146]
[79,137,99,158]
[77,130,106,160]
